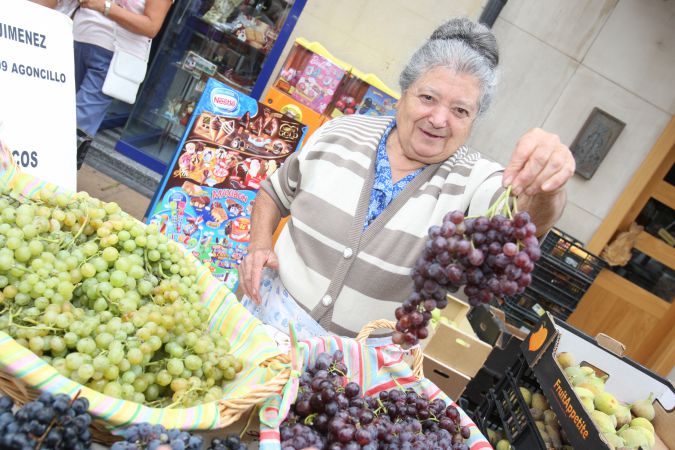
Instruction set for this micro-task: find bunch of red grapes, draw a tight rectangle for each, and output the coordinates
[280,351,470,450]
[393,210,541,347]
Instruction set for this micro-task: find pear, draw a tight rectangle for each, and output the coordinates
[590,410,616,433]
[564,365,588,380]
[539,430,551,445]
[546,424,562,448]
[602,432,625,449]
[535,420,546,433]
[574,386,595,400]
[574,386,596,412]
[576,375,606,395]
[496,439,511,450]
[520,387,532,407]
[609,413,618,429]
[631,393,655,421]
[580,396,595,413]
[530,407,544,421]
[532,392,550,410]
[486,428,500,445]
[557,351,575,369]
[619,426,652,450]
[594,391,620,415]
[614,404,632,428]
[633,425,656,449]
[630,416,655,435]
[543,409,558,427]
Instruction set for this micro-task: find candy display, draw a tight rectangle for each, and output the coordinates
[149,78,305,290]
[288,53,346,114]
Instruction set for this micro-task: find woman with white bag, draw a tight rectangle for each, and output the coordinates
[71,0,171,136]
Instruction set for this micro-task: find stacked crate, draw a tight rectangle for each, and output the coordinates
[500,228,606,329]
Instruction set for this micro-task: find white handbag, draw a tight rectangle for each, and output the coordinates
[101,26,150,104]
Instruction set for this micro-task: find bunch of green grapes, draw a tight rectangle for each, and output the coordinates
[0,185,242,407]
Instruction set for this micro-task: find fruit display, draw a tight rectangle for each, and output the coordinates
[280,350,472,449]
[0,393,93,450]
[395,189,541,347]
[0,186,242,407]
[557,351,658,450]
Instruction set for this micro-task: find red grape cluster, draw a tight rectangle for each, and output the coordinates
[393,210,541,347]
[280,351,470,449]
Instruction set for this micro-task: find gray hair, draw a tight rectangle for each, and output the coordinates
[399,18,499,115]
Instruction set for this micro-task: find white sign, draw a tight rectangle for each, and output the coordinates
[0,0,76,191]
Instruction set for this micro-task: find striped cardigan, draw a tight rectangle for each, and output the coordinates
[261,115,504,337]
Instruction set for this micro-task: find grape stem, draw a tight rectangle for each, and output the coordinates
[66,206,90,250]
[34,390,83,450]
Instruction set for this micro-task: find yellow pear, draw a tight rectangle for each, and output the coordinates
[532,392,550,410]
[557,352,575,369]
[576,376,605,396]
[619,426,653,449]
[496,439,511,450]
[614,405,632,428]
[631,393,656,421]
[590,410,615,433]
[519,387,532,407]
[602,432,625,450]
[594,391,620,415]
[630,417,655,435]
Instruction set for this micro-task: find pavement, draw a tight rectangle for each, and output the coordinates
[77,163,151,221]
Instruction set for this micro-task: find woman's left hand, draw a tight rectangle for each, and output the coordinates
[78,0,105,14]
[502,128,575,197]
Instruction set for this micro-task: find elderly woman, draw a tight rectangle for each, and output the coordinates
[239,18,574,340]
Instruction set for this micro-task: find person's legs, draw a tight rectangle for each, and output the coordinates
[75,42,114,136]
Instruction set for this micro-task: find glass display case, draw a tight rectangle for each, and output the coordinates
[116,0,305,173]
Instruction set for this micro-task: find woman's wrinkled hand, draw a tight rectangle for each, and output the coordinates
[502,128,575,197]
[239,247,279,303]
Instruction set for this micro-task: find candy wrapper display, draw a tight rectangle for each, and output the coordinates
[148,78,306,290]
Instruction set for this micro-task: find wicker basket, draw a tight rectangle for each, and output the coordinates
[0,351,290,446]
[354,319,425,378]
[0,140,291,444]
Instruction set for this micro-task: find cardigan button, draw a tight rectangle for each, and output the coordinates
[321,295,332,306]
[343,247,353,258]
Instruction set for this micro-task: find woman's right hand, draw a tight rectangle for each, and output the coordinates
[239,247,279,304]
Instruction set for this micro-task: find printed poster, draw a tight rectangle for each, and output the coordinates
[148,78,305,291]
[0,0,76,190]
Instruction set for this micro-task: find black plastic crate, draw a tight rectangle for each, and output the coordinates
[531,256,592,303]
[540,228,607,282]
[500,299,542,331]
[507,286,575,321]
[473,357,547,450]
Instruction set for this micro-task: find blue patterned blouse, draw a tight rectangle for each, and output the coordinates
[364,120,424,229]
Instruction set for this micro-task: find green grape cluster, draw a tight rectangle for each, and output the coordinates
[0,185,242,407]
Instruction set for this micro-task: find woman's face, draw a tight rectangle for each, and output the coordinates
[394,66,481,164]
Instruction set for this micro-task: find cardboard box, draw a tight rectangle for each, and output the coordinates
[440,294,475,336]
[423,322,492,399]
[423,355,471,400]
[522,313,674,450]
